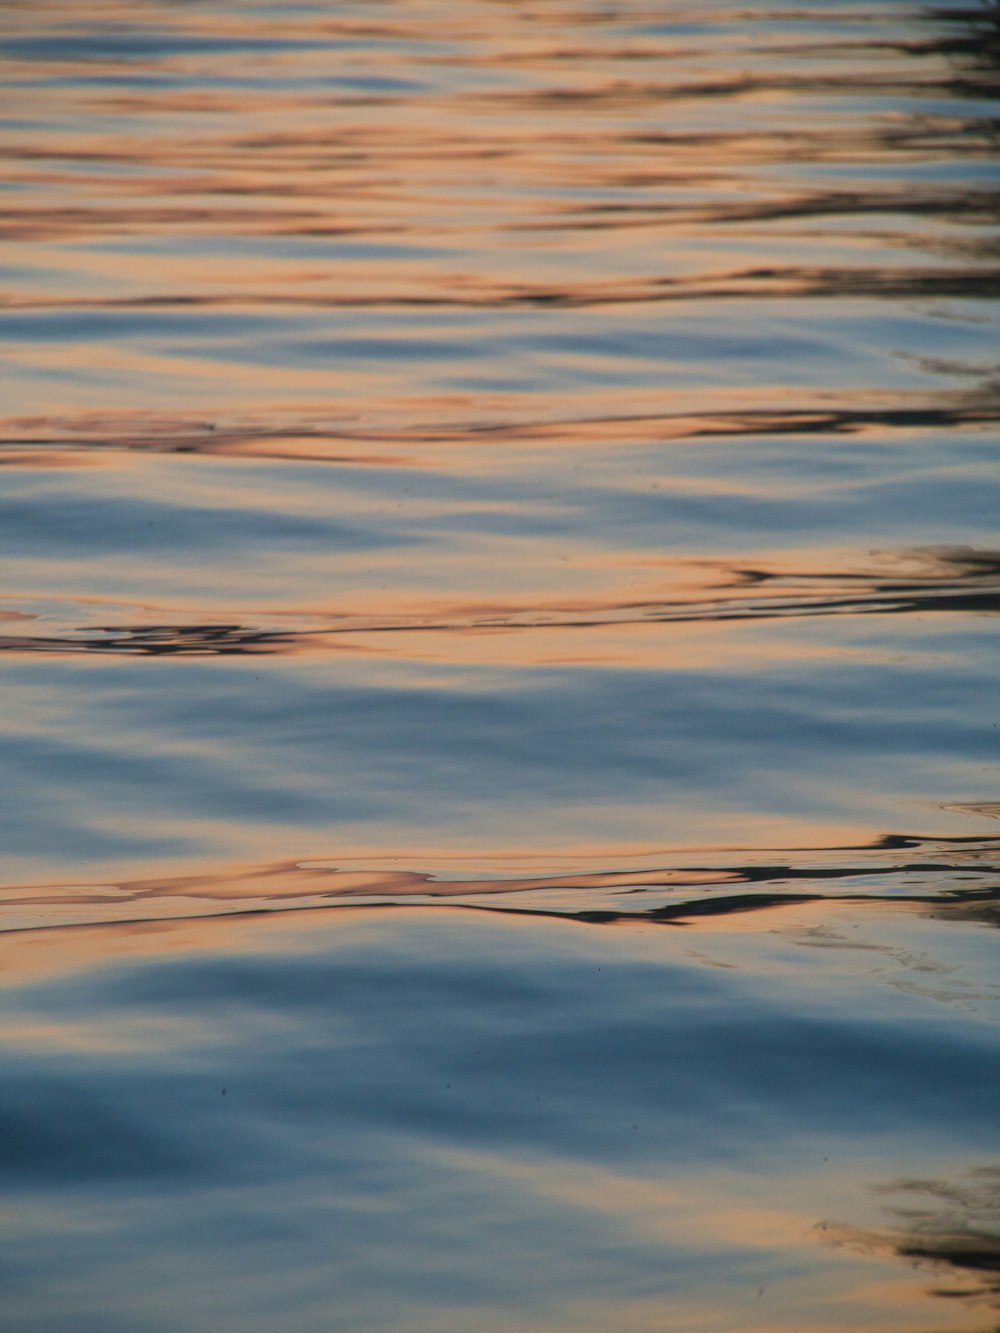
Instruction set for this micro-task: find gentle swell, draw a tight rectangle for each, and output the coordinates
[0,545,995,657]
[2,831,997,935]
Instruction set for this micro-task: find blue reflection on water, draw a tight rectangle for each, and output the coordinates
[0,910,997,1331]
[0,0,998,1327]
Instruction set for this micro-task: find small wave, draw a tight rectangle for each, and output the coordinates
[0,546,995,657]
[2,830,997,935]
[5,397,999,458]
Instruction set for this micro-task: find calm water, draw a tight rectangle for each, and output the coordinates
[1,1,999,1329]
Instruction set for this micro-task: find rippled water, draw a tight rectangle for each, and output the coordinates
[1,2,999,1329]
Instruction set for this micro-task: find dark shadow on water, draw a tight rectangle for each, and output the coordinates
[822,1165,1000,1323]
[470,882,1000,930]
[0,623,297,657]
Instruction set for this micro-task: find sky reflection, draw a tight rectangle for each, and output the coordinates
[0,1,998,1329]
[0,906,997,1332]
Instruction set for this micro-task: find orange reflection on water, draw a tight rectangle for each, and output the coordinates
[0,541,993,670]
[1,826,996,934]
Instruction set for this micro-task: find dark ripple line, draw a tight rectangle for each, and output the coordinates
[3,402,999,465]
[4,191,996,243]
[3,265,1000,311]
[466,885,1000,929]
[3,831,998,921]
[1,577,997,656]
[0,624,296,657]
[2,885,997,941]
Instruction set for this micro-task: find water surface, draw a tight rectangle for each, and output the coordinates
[1,1,998,1329]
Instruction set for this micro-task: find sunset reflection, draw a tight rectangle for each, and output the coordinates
[0,0,998,1329]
